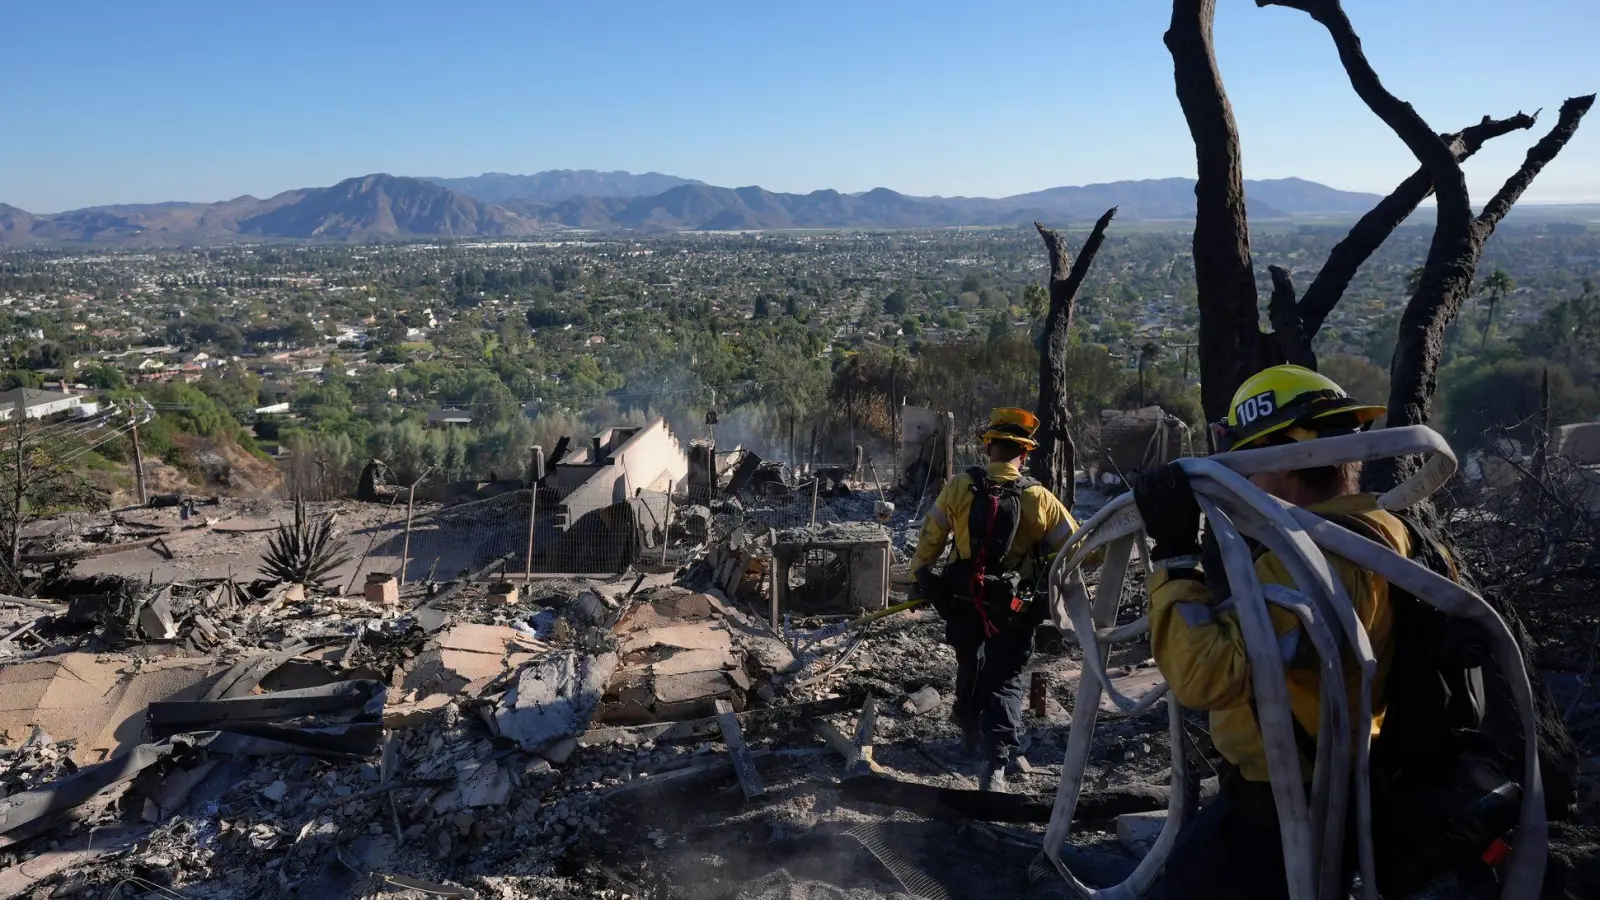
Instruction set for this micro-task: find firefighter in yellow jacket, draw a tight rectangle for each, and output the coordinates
[1130,365,1397,900]
[909,407,1078,791]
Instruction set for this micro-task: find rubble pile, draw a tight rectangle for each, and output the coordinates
[0,461,1590,900]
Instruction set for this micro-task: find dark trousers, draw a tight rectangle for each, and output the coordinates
[946,612,1034,760]
[1159,766,1357,900]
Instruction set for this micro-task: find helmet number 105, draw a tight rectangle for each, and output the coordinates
[1236,391,1276,426]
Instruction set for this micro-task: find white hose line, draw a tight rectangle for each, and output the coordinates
[1191,470,1377,900]
[1195,495,1319,900]
[1286,504,1547,900]
[1038,425,1544,900]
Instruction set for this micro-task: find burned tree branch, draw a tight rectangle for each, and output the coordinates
[1257,0,1470,228]
[1297,113,1537,338]
[1168,0,1263,421]
[1032,207,1118,505]
[1266,266,1316,369]
[1478,95,1596,230]
[1384,96,1593,442]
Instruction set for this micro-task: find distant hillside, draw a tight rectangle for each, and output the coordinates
[425,170,702,204]
[0,174,1390,245]
[505,177,1382,231]
[0,204,38,242]
[927,178,1378,223]
[237,174,536,239]
[517,184,968,231]
[0,176,540,246]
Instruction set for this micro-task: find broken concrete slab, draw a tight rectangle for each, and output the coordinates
[0,654,221,763]
[493,651,618,755]
[1116,810,1166,858]
[621,623,732,656]
[741,635,799,677]
[649,591,726,620]
[384,694,453,729]
[643,647,740,678]
[652,670,738,706]
[431,758,512,814]
[137,592,177,640]
[399,623,545,699]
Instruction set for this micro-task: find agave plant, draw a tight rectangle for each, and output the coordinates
[260,497,353,590]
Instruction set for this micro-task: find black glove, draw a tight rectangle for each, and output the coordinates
[1129,462,1202,563]
[914,566,951,617]
[1200,524,1229,602]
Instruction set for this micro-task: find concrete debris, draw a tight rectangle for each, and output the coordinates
[0,468,1556,900]
[260,779,289,803]
[398,622,545,699]
[431,757,512,813]
[621,623,733,655]
[492,650,618,757]
[365,572,400,606]
[0,653,220,763]
[1116,809,1167,858]
[903,686,942,716]
[384,693,454,729]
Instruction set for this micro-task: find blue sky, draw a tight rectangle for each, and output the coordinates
[3,0,1596,212]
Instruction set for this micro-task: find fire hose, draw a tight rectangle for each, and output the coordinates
[1040,425,1546,900]
[785,597,928,654]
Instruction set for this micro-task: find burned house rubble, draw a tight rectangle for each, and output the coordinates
[0,417,1594,900]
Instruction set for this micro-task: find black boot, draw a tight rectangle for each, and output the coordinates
[979,755,1008,793]
[960,728,981,760]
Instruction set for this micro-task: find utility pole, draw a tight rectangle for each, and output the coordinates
[11,397,24,575]
[400,465,435,586]
[131,420,147,506]
[523,448,542,580]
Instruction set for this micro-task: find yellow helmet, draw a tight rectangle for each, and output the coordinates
[1213,365,1385,452]
[981,407,1040,451]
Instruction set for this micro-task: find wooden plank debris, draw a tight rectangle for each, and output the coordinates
[714,698,766,801]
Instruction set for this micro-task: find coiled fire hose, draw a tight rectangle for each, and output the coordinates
[1039,425,1546,900]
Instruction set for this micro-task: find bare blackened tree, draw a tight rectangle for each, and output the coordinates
[1167,0,1593,823]
[1254,0,1593,450]
[1032,207,1117,506]
[1165,0,1591,437]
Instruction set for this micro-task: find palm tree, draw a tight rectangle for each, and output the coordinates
[1479,269,1515,352]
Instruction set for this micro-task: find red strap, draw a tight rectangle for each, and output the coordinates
[970,494,1000,638]
[1481,837,1511,867]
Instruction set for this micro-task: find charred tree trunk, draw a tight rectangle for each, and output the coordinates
[1031,208,1117,507]
[1166,0,1275,422]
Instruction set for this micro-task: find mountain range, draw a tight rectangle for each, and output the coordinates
[422,170,703,203]
[0,171,1386,246]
